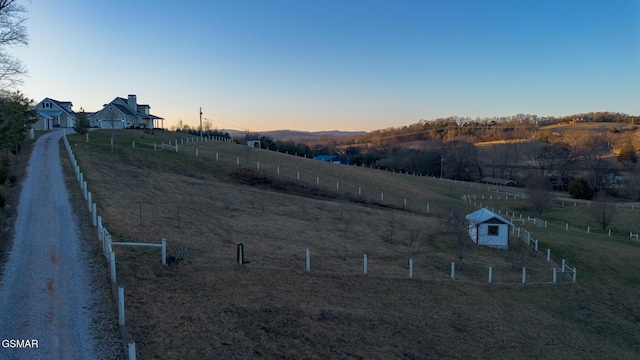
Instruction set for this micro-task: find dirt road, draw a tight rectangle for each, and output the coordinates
[0,130,98,359]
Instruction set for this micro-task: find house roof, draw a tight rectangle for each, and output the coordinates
[482,177,517,186]
[466,208,513,226]
[112,97,163,119]
[37,110,57,119]
[35,98,75,115]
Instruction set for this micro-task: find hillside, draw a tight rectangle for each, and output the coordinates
[224,129,367,141]
[62,129,640,359]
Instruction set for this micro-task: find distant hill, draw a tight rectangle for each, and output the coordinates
[222,129,367,141]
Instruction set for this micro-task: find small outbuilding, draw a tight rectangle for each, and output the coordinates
[313,155,348,164]
[465,208,513,249]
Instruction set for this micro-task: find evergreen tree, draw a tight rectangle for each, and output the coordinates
[569,178,594,200]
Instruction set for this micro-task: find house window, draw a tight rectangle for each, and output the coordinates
[43,102,52,108]
[488,225,499,236]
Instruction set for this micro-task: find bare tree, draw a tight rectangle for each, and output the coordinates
[526,175,554,216]
[588,195,617,232]
[0,1,28,89]
[445,205,470,269]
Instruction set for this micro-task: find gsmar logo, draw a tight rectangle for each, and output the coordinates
[2,339,39,348]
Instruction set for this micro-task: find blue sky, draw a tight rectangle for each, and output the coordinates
[12,0,640,132]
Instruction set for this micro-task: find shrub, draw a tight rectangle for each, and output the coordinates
[569,178,594,200]
[9,174,17,185]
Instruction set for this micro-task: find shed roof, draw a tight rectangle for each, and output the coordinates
[482,177,517,186]
[466,208,513,226]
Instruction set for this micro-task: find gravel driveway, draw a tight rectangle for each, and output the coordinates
[0,130,100,359]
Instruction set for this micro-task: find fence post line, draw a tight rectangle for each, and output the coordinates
[381,192,384,202]
[534,239,538,252]
[83,180,87,199]
[409,258,413,279]
[587,226,590,234]
[566,223,568,231]
[488,267,493,283]
[363,254,368,274]
[162,238,167,265]
[215,152,219,161]
[562,259,566,272]
[118,286,125,326]
[547,248,550,262]
[522,267,526,284]
[236,157,239,165]
[132,140,135,148]
[110,251,116,284]
[98,216,103,240]
[92,204,97,226]
[306,248,310,272]
[336,181,339,190]
[404,198,407,207]
[450,262,455,280]
[553,268,557,283]
[154,142,156,150]
[196,148,199,157]
[87,191,92,212]
[316,176,319,185]
[237,243,243,266]
[427,203,430,212]
[277,166,280,175]
[358,187,361,196]
[573,268,577,282]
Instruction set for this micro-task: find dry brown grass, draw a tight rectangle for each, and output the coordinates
[63,130,640,359]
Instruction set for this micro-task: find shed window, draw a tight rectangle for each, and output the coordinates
[488,225,499,236]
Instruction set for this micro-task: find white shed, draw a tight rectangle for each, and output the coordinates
[465,208,513,249]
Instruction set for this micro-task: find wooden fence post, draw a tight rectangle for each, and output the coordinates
[450,262,455,280]
[118,286,125,326]
[363,254,367,274]
[306,249,310,272]
[488,267,492,283]
[522,267,526,284]
[162,238,167,265]
[110,251,116,284]
[409,258,413,279]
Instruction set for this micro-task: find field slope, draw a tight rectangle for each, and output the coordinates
[65,130,640,359]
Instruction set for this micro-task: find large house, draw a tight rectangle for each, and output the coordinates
[32,98,76,130]
[88,95,163,129]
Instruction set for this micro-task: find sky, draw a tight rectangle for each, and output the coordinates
[10,0,640,132]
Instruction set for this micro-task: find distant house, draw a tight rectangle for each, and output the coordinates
[482,177,517,187]
[31,98,76,130]
[88,95,163,129]
[314,155,348,164]
[466,208,513,249]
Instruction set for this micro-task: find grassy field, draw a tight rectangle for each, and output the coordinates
[64,129,640,359]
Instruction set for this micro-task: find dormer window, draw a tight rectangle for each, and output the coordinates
[43,102,52,109]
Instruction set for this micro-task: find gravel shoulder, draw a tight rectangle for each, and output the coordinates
[0,130,122,359]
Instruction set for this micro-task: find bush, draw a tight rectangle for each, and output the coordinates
[569,178,594,200]
[9,174,17,185]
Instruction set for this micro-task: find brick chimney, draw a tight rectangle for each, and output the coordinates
[127,94,137,112]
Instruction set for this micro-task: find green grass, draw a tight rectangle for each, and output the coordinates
[64,129,640,359]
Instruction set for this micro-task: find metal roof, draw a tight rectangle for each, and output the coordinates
[466,208,513,226]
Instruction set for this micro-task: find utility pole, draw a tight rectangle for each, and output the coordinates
[199,107,203,141]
